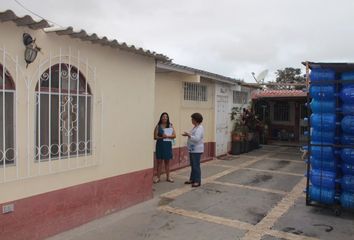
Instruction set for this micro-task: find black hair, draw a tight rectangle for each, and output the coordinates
[158,112,171,127]
[191,112,203,123]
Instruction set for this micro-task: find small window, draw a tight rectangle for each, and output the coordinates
[0,64,15,165]
[184,82,207,102]
[233,91,248,104]
[274,102,289,121]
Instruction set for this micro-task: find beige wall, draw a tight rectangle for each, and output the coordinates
[155,73,215,150]
[0,22,156,203]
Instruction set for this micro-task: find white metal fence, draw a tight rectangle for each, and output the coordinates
[0,47,102,183]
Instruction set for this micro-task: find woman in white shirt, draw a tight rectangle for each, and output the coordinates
[182,113,204,187]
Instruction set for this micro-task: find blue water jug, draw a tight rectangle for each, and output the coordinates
[310,169,336,188]
[341,134,354,145]
[340,85,354,102]
[311,114,337,131]
[341,175,354,193]
[311,157,337,171]
[342,163,354,175]
[311,146,337,162]
[310,99,336,113]
[340,192,354,209]
[311,129,335,144]
[310,85,336,100]
[341,148,354,164]
[342,103,354,115]
[342,71,354,81]
[309,186,336,204]
[310,68,335,81]
[341,116,354,134]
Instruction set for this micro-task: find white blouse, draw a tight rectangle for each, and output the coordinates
[187,125,204,153]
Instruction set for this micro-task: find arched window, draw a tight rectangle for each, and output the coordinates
[35,64,92,160]
[0,64,15,165]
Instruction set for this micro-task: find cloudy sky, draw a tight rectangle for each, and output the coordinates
[2,0,354,82]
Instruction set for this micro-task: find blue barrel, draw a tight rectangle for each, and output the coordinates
[341,148,354,164]
[311,129,335,144]
[310,99,336,113]
[342,163,354,175]
[341,116,354,134]
[340,85,354,102]
[341,175,354,193]
[342,103,354,115]
[311,157,337,171]
[340,192,354,209]
[342,71,354,81]
[341,134,354,145]
[311,114,337,131]
[310,68,335,81]
[309,186,336,204]
[311,146,337,162]
[310,85,336,100]
[310,169,336,188]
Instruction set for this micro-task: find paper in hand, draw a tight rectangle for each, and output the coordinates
[163,128,173,142]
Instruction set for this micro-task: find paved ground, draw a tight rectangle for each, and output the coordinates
[48,145,354,240]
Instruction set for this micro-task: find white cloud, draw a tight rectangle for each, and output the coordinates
[2,0,354,82]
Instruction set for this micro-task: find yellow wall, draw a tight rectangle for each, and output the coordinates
[155,72,215,150]
[0,22,156,203]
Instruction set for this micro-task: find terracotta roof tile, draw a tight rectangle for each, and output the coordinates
[252,90,307,99]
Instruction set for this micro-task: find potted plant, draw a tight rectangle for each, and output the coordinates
[231,118,243,141]
[240,124,249,153]
[230,107,248,155]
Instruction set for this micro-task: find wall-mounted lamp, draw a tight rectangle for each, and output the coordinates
[23,33,41,68]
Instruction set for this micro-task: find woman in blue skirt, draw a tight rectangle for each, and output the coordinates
[154,112,176,183]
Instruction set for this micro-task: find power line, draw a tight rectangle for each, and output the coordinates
[13,0,64,28]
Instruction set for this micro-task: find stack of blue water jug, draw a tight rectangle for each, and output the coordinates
[308,68,337,204]
[340,72,354,209]
[308,68,354,209]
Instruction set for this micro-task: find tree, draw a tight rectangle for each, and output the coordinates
[268,67,306,90]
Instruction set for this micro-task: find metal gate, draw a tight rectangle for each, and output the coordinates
[299,103,307,142]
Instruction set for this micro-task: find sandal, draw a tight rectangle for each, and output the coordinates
[192,183,201,187]
[153,178,160,184]
[184,180,193,184]
[166,178,174,183]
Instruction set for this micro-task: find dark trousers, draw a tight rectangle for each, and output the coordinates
[189,153,202,184]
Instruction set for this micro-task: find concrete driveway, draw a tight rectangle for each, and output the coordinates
[48,145,354,240]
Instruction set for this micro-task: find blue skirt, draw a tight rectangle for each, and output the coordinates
[156,139,173,160]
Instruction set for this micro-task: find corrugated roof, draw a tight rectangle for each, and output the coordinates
[0,9,50,29]
[0,10,169,61]
[46,27,169,61]
[240,82,262,89]
[156,62,241,84]
[252,90,307,99]
[302,61,354,73]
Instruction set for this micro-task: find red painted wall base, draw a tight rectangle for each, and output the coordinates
[0,168,153,240]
